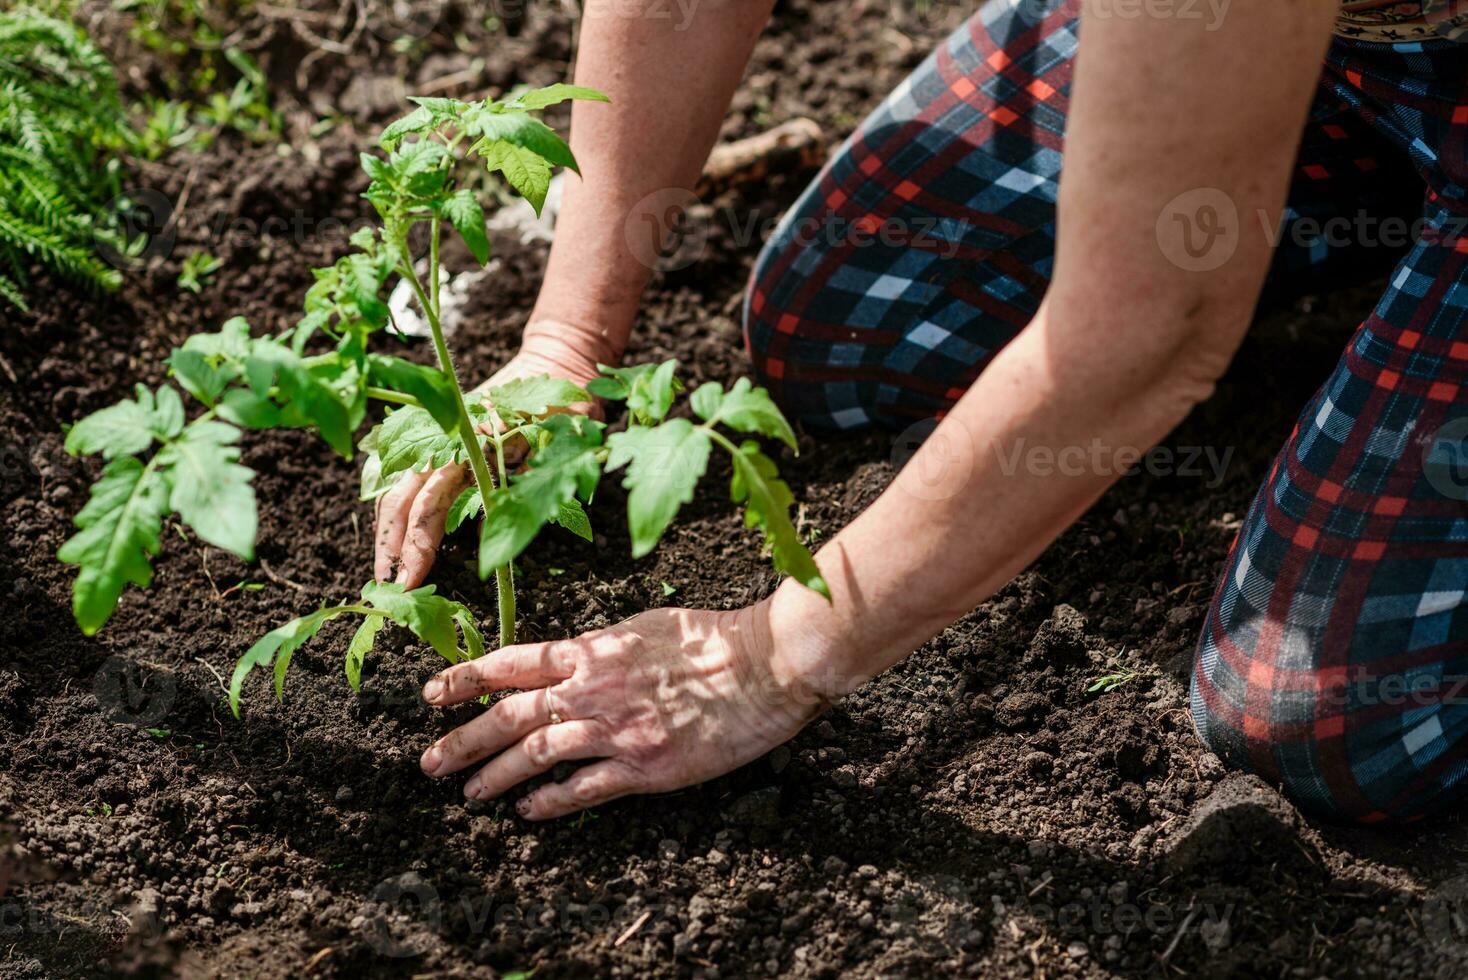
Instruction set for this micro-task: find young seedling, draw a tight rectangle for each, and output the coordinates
[59,86,829,719]
[177,250,222,293]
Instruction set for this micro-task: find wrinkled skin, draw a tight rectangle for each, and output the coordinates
[417,602,824,819]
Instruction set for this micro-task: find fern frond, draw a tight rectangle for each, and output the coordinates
[0,10,135,308]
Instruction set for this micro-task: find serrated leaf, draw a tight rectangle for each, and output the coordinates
[244,342,359,457]
[378,106,433,149]
[486,375,591,420]
[552,497,593,542]
[441,188,489,266]
[728,441,829,599]
[705,378,797,451]
[345,253,390,328]
[169,349,234,406]
[361,581,482,664]
[152,386,186,440]
[689,381,723,422]
[591,361,682,424]
[229,606,348,716]
[445,483,483,533]
[365,354,460,433]
[477,415,603,575]
[58,456,169,635]
[605,419,711,558]
[508,83,610,111]
[345,616,384,693]
[474,139,554,215]
[374,405,464,481]
[65,387,160,459]
[181,316,252,361]
[467,111,578,172]
[157,420,257,559]
[390,139,451,197]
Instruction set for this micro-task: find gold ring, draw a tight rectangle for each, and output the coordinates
[545,687,564,726]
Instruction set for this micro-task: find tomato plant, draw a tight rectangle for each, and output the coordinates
[58,85,829,716]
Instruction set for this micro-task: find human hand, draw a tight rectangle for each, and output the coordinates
[416,601,829,819]
[372,322,605,587]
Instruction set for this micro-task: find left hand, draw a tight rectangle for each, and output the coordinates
[417,601,825,819]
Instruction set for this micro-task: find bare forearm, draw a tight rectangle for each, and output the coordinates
[528,0,775,362]
[764,0,1339,697]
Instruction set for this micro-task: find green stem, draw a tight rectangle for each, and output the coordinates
[366,386,421,407]
[401,224,516,648]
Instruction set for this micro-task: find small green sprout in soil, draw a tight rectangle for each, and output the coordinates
[1086,654,1153,695]
[59,86,829,720]
[177,250,223,293]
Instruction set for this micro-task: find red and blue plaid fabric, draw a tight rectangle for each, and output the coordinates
[743,0,1468,822]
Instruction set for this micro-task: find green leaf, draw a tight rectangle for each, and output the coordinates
[589,361,682,425]
[156,420,257,559]
[390,139,451,197]
[345,616,385,693]
[477,415,603,576]
[605,419,711,558]
[485,375,590,420]
[508,83,610,111]
[345,252,390,328]
[230,606,348,716]
[445,483,483,534]
[218,388,282,429]
[181,316,252,361]
[467,111,578,172]
[441,188,489,266]
[58,456,169,635]
[689,381,723,422]
[373,404,464,481]
[244,342,359,457]
[703,378,798,451]
[169,348,233,406]
[361,581,483,665]
[552,497,593,542]
[728,441,829,599]
[64,386,161,459]
[365,354,460,433]
[473,139,554,216]
[378,106,433,148]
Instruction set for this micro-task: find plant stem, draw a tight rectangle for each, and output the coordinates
[366,386,421,407]
[402,222,516,648]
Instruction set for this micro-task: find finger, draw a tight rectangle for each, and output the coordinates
[394,465,470,588]
[464,720,606,801]
[422,641,578,706]
[517,759,640,820]
[420,688,544,778]
[374,470,430,582]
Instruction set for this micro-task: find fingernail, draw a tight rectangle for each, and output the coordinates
[421,744,442,775]
[423,678,445,703]
[515,798,531,817]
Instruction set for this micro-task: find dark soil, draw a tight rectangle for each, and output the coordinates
[4,1,1468,978]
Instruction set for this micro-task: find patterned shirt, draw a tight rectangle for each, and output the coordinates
[1336,1,1468,42]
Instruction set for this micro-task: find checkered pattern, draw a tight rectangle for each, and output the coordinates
[742,0,1468,822]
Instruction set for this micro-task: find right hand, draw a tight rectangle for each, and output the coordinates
[373,323,607,588]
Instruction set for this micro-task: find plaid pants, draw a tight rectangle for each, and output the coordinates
[744,0,1468,822]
